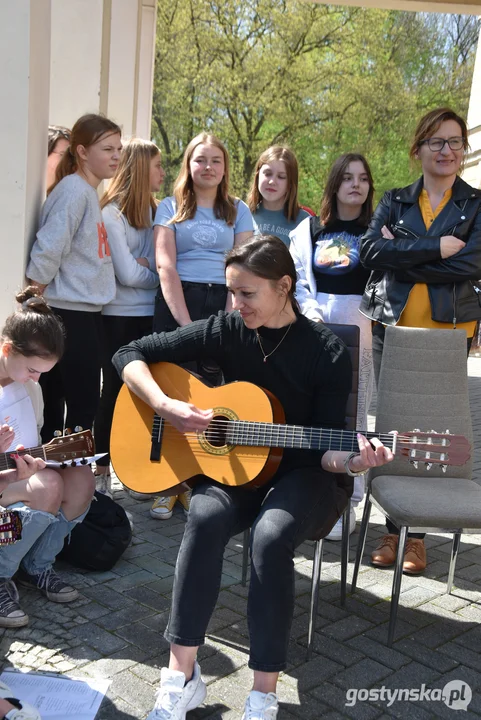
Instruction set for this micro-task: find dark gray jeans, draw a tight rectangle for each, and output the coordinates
[164,467,336,672]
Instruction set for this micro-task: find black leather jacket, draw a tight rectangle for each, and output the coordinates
[359,176,481,326]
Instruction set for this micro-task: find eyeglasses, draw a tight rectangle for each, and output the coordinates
[420,137,464,152]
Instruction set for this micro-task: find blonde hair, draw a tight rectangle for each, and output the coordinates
[100,138,160,229]
[247,146,301,222]
[171,133,236,226]
[49,113,121,195]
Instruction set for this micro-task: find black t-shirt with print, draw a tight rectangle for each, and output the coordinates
[310,217,371,296]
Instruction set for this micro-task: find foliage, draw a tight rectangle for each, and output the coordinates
[152,1,479,206]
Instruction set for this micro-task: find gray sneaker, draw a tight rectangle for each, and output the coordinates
[146,661,206,719]
[17,569,79,603]
[0,580,28,628]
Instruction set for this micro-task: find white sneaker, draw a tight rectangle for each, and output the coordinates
[150,496,177,520]
[242,691,278,720]
[0,680,41,719]
[95,472,113,500]
[325,506,356,541]
[146,661,206,719]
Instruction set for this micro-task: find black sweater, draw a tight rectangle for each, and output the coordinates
[113,311,352,471]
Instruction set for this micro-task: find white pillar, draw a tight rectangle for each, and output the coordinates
[464,30,481,189]
[49,0,156,139]
[0,0,51,321]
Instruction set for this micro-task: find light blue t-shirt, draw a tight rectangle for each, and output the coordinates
[252,205,310,247]
[154,197,253,284]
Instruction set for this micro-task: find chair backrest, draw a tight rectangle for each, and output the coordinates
[324,323,360,432]
[372,326,473,481]
[310,323,360,540]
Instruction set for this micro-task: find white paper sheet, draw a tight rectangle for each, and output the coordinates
[0,670,109,719]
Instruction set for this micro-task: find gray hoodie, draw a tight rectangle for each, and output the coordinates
[27,174,116,312]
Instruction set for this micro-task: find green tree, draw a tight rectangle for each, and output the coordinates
[152,1,479,207]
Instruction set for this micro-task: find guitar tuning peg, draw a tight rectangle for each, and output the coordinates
[410,460,419,469]
[412,428,420,433]
[444,429,450,434]
[53,430,62,437]
[74,426,83,433]
[80,458,88,465]
[441,464,447,473]
[425,462,433,471]
[64,428,71,436]
[60,462,67,469]
[70,460,77,467]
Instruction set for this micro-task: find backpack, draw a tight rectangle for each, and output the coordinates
[58,491,132,571]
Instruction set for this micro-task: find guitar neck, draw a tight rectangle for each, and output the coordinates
[225,423,395,452]
[0,445,46,472]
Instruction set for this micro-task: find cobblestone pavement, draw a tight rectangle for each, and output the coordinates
[2,358,481,719]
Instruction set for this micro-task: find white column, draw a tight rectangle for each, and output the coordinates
[0,0,51,321]
[464,30,481,189]
[49,0,157,140]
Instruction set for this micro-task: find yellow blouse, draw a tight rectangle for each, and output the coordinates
[397,188,476,337]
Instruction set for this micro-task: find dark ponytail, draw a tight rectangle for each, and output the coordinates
[225,235,299,311]
[2,288,65,359]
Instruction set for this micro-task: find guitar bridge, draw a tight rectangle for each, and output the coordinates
[150,414,164,462]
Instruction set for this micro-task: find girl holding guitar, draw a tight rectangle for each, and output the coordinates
[0,288,95,629]
[113,236,394,720]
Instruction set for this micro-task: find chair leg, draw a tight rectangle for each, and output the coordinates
[241,528,250,587]
[307,539,323,660]
[447,532,461,595]
[387,525,408,648]
[340,505,350,607]
[351,489,372,594]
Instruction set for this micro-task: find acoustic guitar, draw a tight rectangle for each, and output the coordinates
[0,430,96,545]
[110,363,471,496]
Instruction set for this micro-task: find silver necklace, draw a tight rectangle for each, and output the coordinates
[255,323,292,363]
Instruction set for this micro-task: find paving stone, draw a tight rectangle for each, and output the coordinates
[311,634,365,667]
[322,616,375,642]
[124,585,171,611]
[332,658,392,690]
[347,635,410,670]
[69,623,128,654]
[391,638,459,673]
[289,655,344,691]
[115,621,169,654]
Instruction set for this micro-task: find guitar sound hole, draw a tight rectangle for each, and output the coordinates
[205,415,230,448]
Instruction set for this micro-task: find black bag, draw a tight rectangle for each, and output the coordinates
[58,491,132,571]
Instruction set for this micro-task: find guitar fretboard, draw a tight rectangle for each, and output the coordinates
[215,422,396,451]
[0,446,47,472]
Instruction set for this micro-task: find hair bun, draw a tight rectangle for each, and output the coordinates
[16,287,51,315]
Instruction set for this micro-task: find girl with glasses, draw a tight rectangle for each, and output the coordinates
[359,106,481,575]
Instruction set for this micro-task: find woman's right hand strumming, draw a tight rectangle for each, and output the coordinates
[162,399,214,434]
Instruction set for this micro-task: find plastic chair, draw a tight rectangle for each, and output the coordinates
[351,327,478,647]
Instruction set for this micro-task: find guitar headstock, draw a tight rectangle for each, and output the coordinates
[44,430,95,463]
[397,430,470,470]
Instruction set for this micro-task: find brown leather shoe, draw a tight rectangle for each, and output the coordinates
[371,534,399,567]
[403,538,427,575]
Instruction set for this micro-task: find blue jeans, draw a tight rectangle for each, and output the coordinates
[0,503,90,580]
[164,467,336,672]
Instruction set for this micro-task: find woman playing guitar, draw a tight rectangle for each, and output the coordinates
[113,235,394,720]
[0,288,95,631]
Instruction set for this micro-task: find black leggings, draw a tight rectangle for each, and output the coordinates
[165,467,336,672]
[94,315,153,467]
[40,308,104,443]
[372,321,473,539]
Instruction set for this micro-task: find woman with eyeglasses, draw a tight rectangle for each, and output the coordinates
[359,106,481,575]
